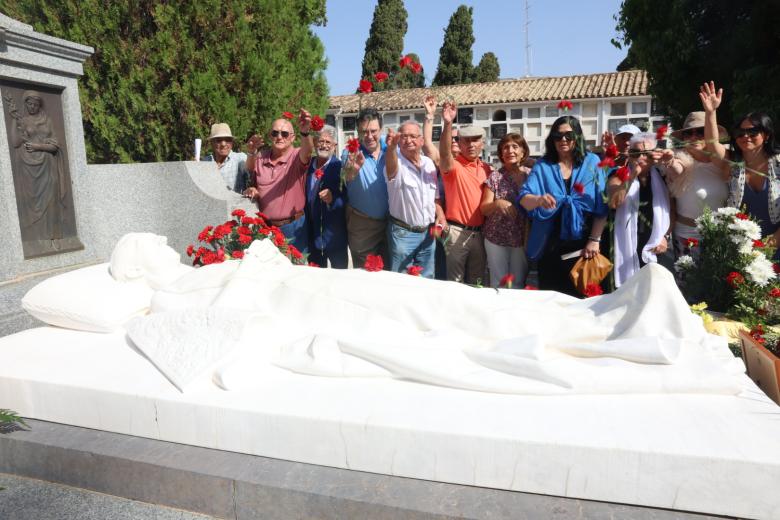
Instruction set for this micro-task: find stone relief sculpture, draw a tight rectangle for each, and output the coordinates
[2,85,82,258]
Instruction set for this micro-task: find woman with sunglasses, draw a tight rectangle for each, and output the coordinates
[661,107,729,256]
[699,81,780,251]
[518,116,608,296]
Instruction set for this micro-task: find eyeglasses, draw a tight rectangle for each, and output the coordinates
[552,131,577,142]
[681,128,704,139]
[360,128,380,137]
[734,127,763,139]
[316,139,334,146]
[211,137,233,144]
[270,130,292,138]
[628,149,651,158]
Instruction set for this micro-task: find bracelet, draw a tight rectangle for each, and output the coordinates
[425,115,434,121]
[588,236,601,243]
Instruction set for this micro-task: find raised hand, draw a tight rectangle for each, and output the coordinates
[601,130,615,149]
[247,134,264,154]
[441,101,457,124]
[298,108,312,134]
[699,81,722,113]
[385,127,401,149]
[423,95,437,116]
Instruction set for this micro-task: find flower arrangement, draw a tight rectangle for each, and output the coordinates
[674,207,779,326]
[186,209,307,266]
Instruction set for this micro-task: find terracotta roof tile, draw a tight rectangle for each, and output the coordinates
[328,70,649,113]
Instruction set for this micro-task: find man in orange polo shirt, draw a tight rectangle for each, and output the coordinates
[437,101,490,284]
[244,109,314,254]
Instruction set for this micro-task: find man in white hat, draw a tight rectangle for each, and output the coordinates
[601,123,641,168]
[437,101,490,285]
[203,123,249,193]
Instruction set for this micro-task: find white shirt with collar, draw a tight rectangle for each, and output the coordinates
[385,151,439,228]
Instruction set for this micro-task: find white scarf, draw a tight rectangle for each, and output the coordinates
[614,166,671,287]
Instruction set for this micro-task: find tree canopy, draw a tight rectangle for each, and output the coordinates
[359,0,413,92]
[613,0,780,128]
[3,0,330,163]
[432,5,475,87]
[473,52,500,83]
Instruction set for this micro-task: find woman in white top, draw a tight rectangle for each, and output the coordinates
[659,111,729,255]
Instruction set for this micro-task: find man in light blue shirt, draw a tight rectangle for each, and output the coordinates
[202,123,249,193]
[341,108,389,268]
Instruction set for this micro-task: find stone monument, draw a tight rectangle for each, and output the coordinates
[0,13,92,275]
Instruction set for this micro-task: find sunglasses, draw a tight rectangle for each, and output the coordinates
[682,128,704,139]
[734,127,763,139]
[552,131,577,142]
[628,149,651,158]
[270,130,292,138]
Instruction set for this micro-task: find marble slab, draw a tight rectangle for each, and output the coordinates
[0,326,779,519]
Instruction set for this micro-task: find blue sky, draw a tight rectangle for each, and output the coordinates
[314,0,628,96]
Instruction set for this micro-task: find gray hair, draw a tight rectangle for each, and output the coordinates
[318,124,337,143]
[399,120,421,134]
[629,132,657,150]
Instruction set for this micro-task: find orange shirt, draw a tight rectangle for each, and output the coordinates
[441,154,490,227]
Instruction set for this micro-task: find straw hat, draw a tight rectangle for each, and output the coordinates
[208,123,234,141]
[670,111,728,141]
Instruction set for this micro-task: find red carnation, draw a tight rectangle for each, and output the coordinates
[201,251,217,265]
[774,263,780,274]
[573,182,585,195]
[686,237,699,248]
[406,265,423,276]
[232,250,244,259]
[616,165,630,182]
[583,282,604,297]
[769,288,780,298]
[315,168,324,180]
[598,157,615,169]
[399,55,413,68]
[195,247,207,258]
[753,239,765,248]
[311,115,324,132]
[237,225,251,235]
[308,262,320,267]
[346,137,361,154]
[216,248,225,262]
[499,273,515,288]
[288,245,303,260]
[655,124,669,140]
[358,79,373,94]
[238,234,253,245]
[605,144,618,159]
[557,100,574,111]
[736,212,749,220]
[273,230,286,247]
[374,71,389,83]
[364,254,384,272]
[410,61,422,74]
[231,208,246,218]
[256,212,269,220]
[282,111,294,120]
[524,285,539,290]
[197,225,213,242]
[225,220,237,228]
[241,216,254,225]
[186,244,195,257]
[726,271,745,288]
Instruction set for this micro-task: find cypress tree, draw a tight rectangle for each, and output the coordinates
[473,52,500,83]
[432,5,475,87]
[4,0,329,163]
[359,0,411,92]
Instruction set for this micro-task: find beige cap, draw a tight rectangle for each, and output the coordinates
[208,123,234,140]
[458,125,485,138]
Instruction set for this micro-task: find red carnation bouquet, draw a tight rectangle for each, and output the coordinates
[186,208,306,266]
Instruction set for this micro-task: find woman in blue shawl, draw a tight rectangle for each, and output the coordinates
[518,116,608,296]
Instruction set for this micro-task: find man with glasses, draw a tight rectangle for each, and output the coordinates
[244,110,314,255]
[437,101,490,285]
[341,108,389,268]
[384,121,439,277]
[305,125,348,268]
[202,123,249,193]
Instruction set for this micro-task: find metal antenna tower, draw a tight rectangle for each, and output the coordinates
[524,0,532,77]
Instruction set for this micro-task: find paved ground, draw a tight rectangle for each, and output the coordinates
[0,473,217,520]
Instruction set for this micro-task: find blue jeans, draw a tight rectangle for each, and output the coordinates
[387,221,435,278]
[279,215,309,256]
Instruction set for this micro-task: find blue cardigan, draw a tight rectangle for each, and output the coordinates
[518,152,608,260]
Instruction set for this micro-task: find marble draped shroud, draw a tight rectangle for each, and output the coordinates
[125,239,744,395]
